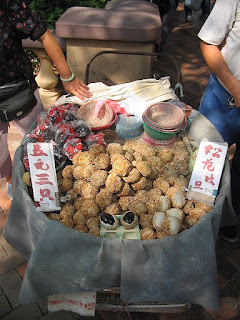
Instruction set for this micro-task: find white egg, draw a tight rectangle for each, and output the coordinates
[159,196,171,212]
[152,212,166,231]
[168,216,181,235]
[166,208,184,222]
[171,191,186,209]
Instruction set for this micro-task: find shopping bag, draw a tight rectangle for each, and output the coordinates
[184,0,201,11]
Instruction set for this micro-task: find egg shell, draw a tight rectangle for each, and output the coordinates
[166,208,184,222]
[159,196,171,212]
[168,216,181,235]
[152,212,166,231]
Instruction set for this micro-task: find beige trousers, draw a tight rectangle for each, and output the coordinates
[0,89,43,179]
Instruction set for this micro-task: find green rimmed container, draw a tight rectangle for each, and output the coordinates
[143,120,180,140]
[142,101,185,140]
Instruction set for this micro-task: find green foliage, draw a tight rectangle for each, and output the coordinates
[26,50,39,66]
[30,0,108,29]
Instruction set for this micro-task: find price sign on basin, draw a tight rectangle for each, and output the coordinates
[27,142,61,211]
[187,140,228,206]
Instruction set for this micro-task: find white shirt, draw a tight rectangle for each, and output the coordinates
[198,0,240,81]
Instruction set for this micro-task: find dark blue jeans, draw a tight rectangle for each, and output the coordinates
[231,141,240,217]
[201,0,211,16]
[199,73,240,217]
[180,0,211,17]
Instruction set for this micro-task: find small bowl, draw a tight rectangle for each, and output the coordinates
[115,114,143,139]
[143,102,185,130]
[143,120,179,140]
[143,115,183,133]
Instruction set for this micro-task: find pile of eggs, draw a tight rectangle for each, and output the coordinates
[22,137,212,240]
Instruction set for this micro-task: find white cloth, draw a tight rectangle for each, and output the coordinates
[198,0,240,81]
[55,78,178,117]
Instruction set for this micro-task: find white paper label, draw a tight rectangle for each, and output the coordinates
[27,143,61,211]
[188,140,228,205]
[48,292,96,317]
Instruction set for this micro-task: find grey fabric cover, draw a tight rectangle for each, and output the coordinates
[3,114,238,311]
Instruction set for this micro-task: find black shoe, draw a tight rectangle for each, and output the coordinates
[219,226,238,243]
[186,14,192,22]
[154,41,162,53]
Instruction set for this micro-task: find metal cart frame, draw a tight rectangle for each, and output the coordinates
[84,50,183,99]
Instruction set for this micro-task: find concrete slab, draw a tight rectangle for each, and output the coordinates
[0,251,26,277]
[0,304,43,320]
[0,269,23,308]
[0,294,12,318]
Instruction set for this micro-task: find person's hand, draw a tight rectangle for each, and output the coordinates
[62,77,92,100]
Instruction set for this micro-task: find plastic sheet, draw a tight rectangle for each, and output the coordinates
[3,114,239,311]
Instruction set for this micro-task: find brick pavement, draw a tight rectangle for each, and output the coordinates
[0,1,240,319]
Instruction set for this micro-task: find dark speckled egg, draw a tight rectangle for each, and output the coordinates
[100,212,118,230]
[121,211,137,230]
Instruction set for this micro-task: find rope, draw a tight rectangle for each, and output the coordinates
[174,82,184,98]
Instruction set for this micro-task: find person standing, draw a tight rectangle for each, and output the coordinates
[200,0,211,21]
[198,0,240,242]
[184,2,193,22]
[184,0,211,22]
[0,0,91,199]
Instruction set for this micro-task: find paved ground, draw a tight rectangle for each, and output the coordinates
[0,1,240,319]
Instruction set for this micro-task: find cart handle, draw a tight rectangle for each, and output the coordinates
[84,50,182,90]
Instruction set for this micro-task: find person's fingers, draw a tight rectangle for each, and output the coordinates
[74,86,91,98]
[78,80,90,90]
[72,79,90,92]
[70,89,85,100]
[63,81,91,99]
[78,86,92,97]
[70,87,90,100]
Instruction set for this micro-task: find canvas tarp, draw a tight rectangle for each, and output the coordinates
[3,114,239,311]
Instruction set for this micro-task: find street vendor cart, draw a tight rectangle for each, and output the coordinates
[3,51,238,319]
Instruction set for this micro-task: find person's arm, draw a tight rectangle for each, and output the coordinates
[39,29,91,100]
[200,40,240,107]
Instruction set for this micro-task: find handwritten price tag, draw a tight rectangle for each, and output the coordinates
[187,140,228,206]
[27,143,61,211]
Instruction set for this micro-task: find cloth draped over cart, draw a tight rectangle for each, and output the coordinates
[3,115,238,311]
[55,78,178,121]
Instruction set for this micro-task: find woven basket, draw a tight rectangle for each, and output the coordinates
[77,101,114,128]
[91,111,118,132]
